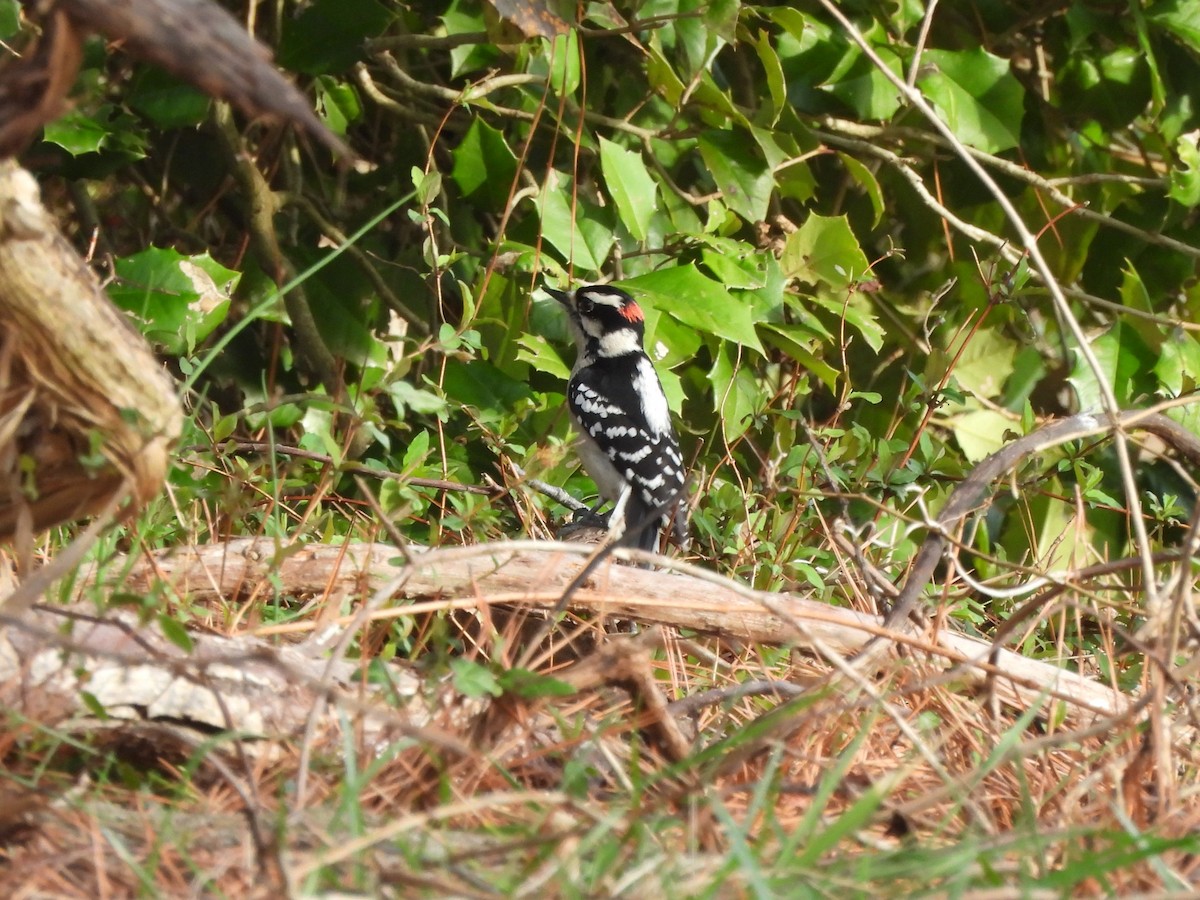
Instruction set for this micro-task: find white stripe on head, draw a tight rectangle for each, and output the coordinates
[578,287,630,309]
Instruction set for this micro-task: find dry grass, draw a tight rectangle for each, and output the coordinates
[2,516,1200,896]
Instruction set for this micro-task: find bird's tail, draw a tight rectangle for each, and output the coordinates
[618,494,661,553]
[618,492,689,553]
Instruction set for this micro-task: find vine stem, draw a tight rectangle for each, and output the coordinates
[816,0,1161,617]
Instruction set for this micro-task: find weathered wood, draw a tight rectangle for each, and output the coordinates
[89,539,1131,724]
[0,604,430,747]
[0,160,182,540]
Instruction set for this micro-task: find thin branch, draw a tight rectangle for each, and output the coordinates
[667,679,808,716]
[1053,286,1200,331]
[369,53,659,141]
[211,104,344,398]
[506,461,591,515]
[820,116,1200,261]
[351,62,445,125]
[906,0,940,89]
[817,0,1160,622]
[815,128,1014,254]
[366,31,489,51]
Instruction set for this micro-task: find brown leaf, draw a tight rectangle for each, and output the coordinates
[486,0,572,40]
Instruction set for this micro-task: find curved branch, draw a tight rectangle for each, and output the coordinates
[870,409,1200,654]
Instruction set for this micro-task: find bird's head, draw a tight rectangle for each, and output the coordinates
[546,284,645,359]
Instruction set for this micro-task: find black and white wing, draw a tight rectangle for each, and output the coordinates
[567,355,687,550]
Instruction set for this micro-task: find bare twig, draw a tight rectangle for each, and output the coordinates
[817,0,1162,628]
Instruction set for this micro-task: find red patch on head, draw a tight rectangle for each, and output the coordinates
[619,300,644,323]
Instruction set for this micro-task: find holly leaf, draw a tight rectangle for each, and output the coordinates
[782,214,872,291]
[279,0,394,74]
[536,171,614,271]
[698,130,773,222]
[709,342,761,443]
[599,136,658,242]
[622,266,764,353]
[917,48,1025,153]
[109,248,238,354]
[1169,132,1200,207]
[453,119,518,208]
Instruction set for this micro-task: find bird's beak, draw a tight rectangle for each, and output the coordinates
[545,287,571,306]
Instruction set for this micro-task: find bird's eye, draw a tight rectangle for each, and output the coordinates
[578,296,594,314]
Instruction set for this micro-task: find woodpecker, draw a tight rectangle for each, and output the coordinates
[546,284,688,553]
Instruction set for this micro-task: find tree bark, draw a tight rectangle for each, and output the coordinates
[0,160,182,540]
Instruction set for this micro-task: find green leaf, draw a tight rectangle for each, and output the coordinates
[80,691,109,720]
[698,238,770,290]
[157,614,195,653]
[837,152,884,227]
[314,76,362,135]
[710,343,761,442]
[1149,0,1200,52]
[621,266,765,353]
[948,330,1017,401]
[1001,490,1077,573]
[497,668,576,699]
[43,108,111,156]
[698,130,773,222]
[213,413,238,443]
[703,0,741,43]
[1069,321,1157,409]
[450,658,503,699]
[443,3,500,77]
[0,0,19,40]
[1169,132,1200,207]
[535,170,614,271]
[387,380,449,417]
[1119,261,1154,314]
[515,333,571,380]
[546,30,581,95]
[808,293,885,353]
[645,43,686,108]
[402,430,431,471]
[760,324,840,391]
[1131,3,1166,114]
[412,167,442,207]
[1155,332,1200,395]
[782,213,872,291]
[917,48,1025,153]
[452,119,518,208]
[657,366,685,416]
[279,0,394,74]
[290,249,384,365]
[443,360,533,423]
[825,43,904,120]
[768,6,806,42]
[1002,347,1047,409]
[598,137,659,242]
[640,309,704,369]
[950,407,1017,463]
[753,29,786,125]
[127,68,210,129]
[109,248,238,354]
[673,3,719,78]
